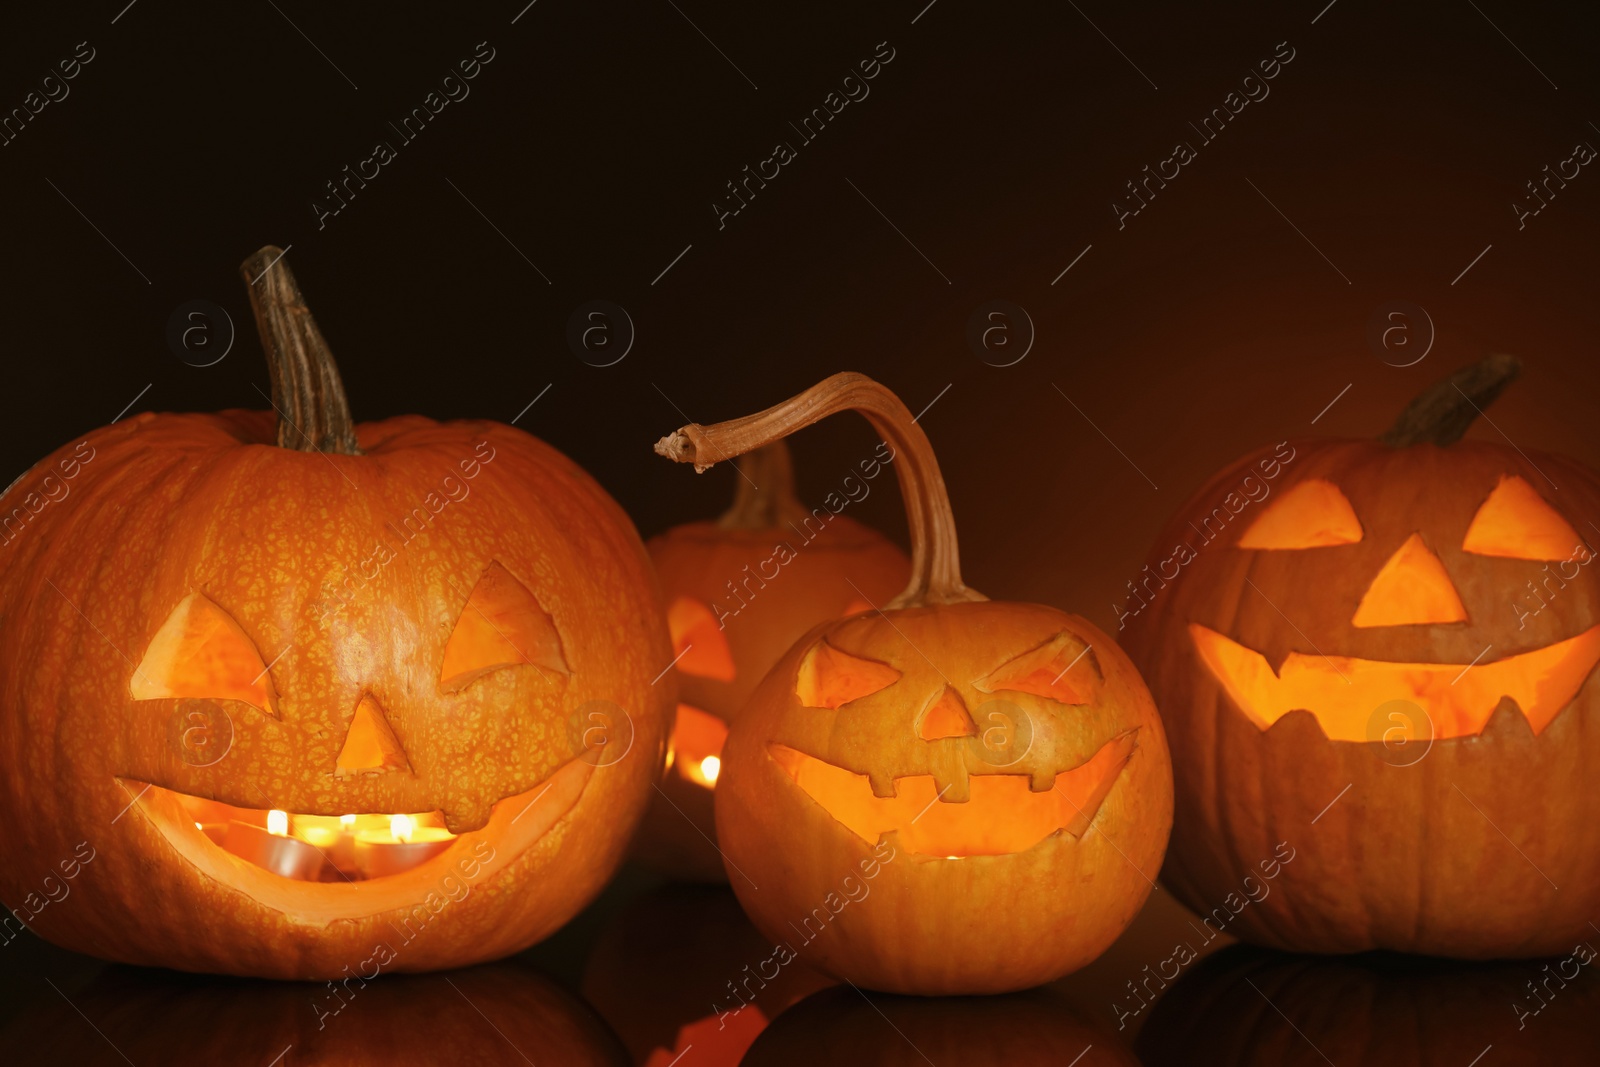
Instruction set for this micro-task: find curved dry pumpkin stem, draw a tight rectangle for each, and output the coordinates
[240,245,362,455]
[656,372,984,609]
[1380,353,1521,448]
[718,441,808,530]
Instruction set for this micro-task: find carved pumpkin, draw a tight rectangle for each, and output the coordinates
[744,984,1140,1067]
[0,961,629,1065]
[1124,355,1600,956]
[0,248,672,977]
[634,441,909,880]
[655,373,1172,994]
[1137,944,1600,1066]
[580,885,833,1066]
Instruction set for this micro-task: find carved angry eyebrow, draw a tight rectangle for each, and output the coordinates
[794,639,900,709]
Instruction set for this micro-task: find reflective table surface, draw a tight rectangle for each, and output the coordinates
[3,868,1596,1065]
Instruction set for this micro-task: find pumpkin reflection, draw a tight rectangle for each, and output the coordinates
[0,961,627,1066]
[580,885,833,1066]
[1136,944,1600,1066]
[742,984,1138,1066]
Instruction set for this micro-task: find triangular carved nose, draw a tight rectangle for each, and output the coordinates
[919,686,978,740]
[336,694,411,777]
[1352,533,1467,628]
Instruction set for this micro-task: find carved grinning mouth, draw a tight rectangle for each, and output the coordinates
[1191,623,1600,740]
[120,753,593,912]
[767,732,1138,857]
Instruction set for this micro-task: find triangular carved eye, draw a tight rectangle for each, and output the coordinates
[666,597,736,681]
[974,631,1100,705]
[794,639,900,709]
[918,686,977,740]
[1237,479,1363,549]
[336,694,411,777]
[441,562,568,692]
[1463,475,1585,560]
[131,592,279,718]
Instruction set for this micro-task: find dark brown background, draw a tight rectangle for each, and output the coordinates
[1,0,1597,1051]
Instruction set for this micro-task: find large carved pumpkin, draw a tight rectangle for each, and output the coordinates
[656,373,1172,994]
[1137,944,1600,1066]
[1124,355,1600,956]
[0,961,629,1065]
[634,441,909,880]
[0,248,672,977]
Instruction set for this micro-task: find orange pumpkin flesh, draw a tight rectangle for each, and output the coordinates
[634,441,909,881]
[0,248,672,977]
[1124,355,1600,957]
[656,373,1173,994]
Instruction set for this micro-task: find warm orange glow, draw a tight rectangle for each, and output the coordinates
[667,596,737,682]
[918,686,977,740]
[266,809,288,836]
[974,631,1098,705]
[644,1005,769,1067]
[1351,533,1467,627]
[335,695,411,776]
[794,639,901,709]
[130,592,279,714]
[670,703,729,789]
[769,732,1138,856]
[440,561,568,691]
[390,813,416,843]
[1463,475,1586,560]
[1237,479,1363,549]
[1190,622,1600,738]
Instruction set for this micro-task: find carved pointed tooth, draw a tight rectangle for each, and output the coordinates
[1263,707,1329,743]
[867,772,898,799]
[1030,769,1056,793]
[931,769,969,804]
[1480,695,1536,740]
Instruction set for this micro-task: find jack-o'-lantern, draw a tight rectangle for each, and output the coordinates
[0,961,629,1065]
[1124,355,1600,956]
[655,373,1172,994]
[743,984,1140,1067]
[0,247,672,978]
[1137,944,1600,1066]
[580,885,834,1065]
[634,441,909,880]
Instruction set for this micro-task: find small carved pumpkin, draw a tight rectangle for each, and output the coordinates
[635,441,909,880]
[656,373,1172,994]
[0,248,672,977]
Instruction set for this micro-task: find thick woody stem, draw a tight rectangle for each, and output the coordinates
[1381,354,1521,448]
[241,245,362,455]
[656,373,984,609]
[718,441,809,530]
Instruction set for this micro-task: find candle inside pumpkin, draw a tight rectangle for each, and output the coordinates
[353,813,455,879]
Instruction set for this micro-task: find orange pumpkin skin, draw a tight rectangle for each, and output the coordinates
[716,602,1172,994]
[635,468,909,881]
[0,962,629,1065]
[0,252,673,979]
[1137,945,1600,1066]
[744,983,1140,1067]
[1123,432,1600,957]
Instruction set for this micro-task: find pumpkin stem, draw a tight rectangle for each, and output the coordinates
[717,442,808,530]
[240,245,362,455]
[1380,354,1522,448]
[655,373,984,609]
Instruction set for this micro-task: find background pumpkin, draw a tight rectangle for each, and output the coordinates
[656,372,1172,994]
[633,441,909,880]
[1123,355,1600,956]
[0,248,673,978]
[1136,944,1600,1066]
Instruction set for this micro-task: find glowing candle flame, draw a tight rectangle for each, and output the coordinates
[390,813,416,843]
[339,814,356,829]
[699,755,721,785]
[267,809,289,836]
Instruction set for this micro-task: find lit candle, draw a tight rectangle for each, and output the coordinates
[352,813,454,879]
[221,819,325,880]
